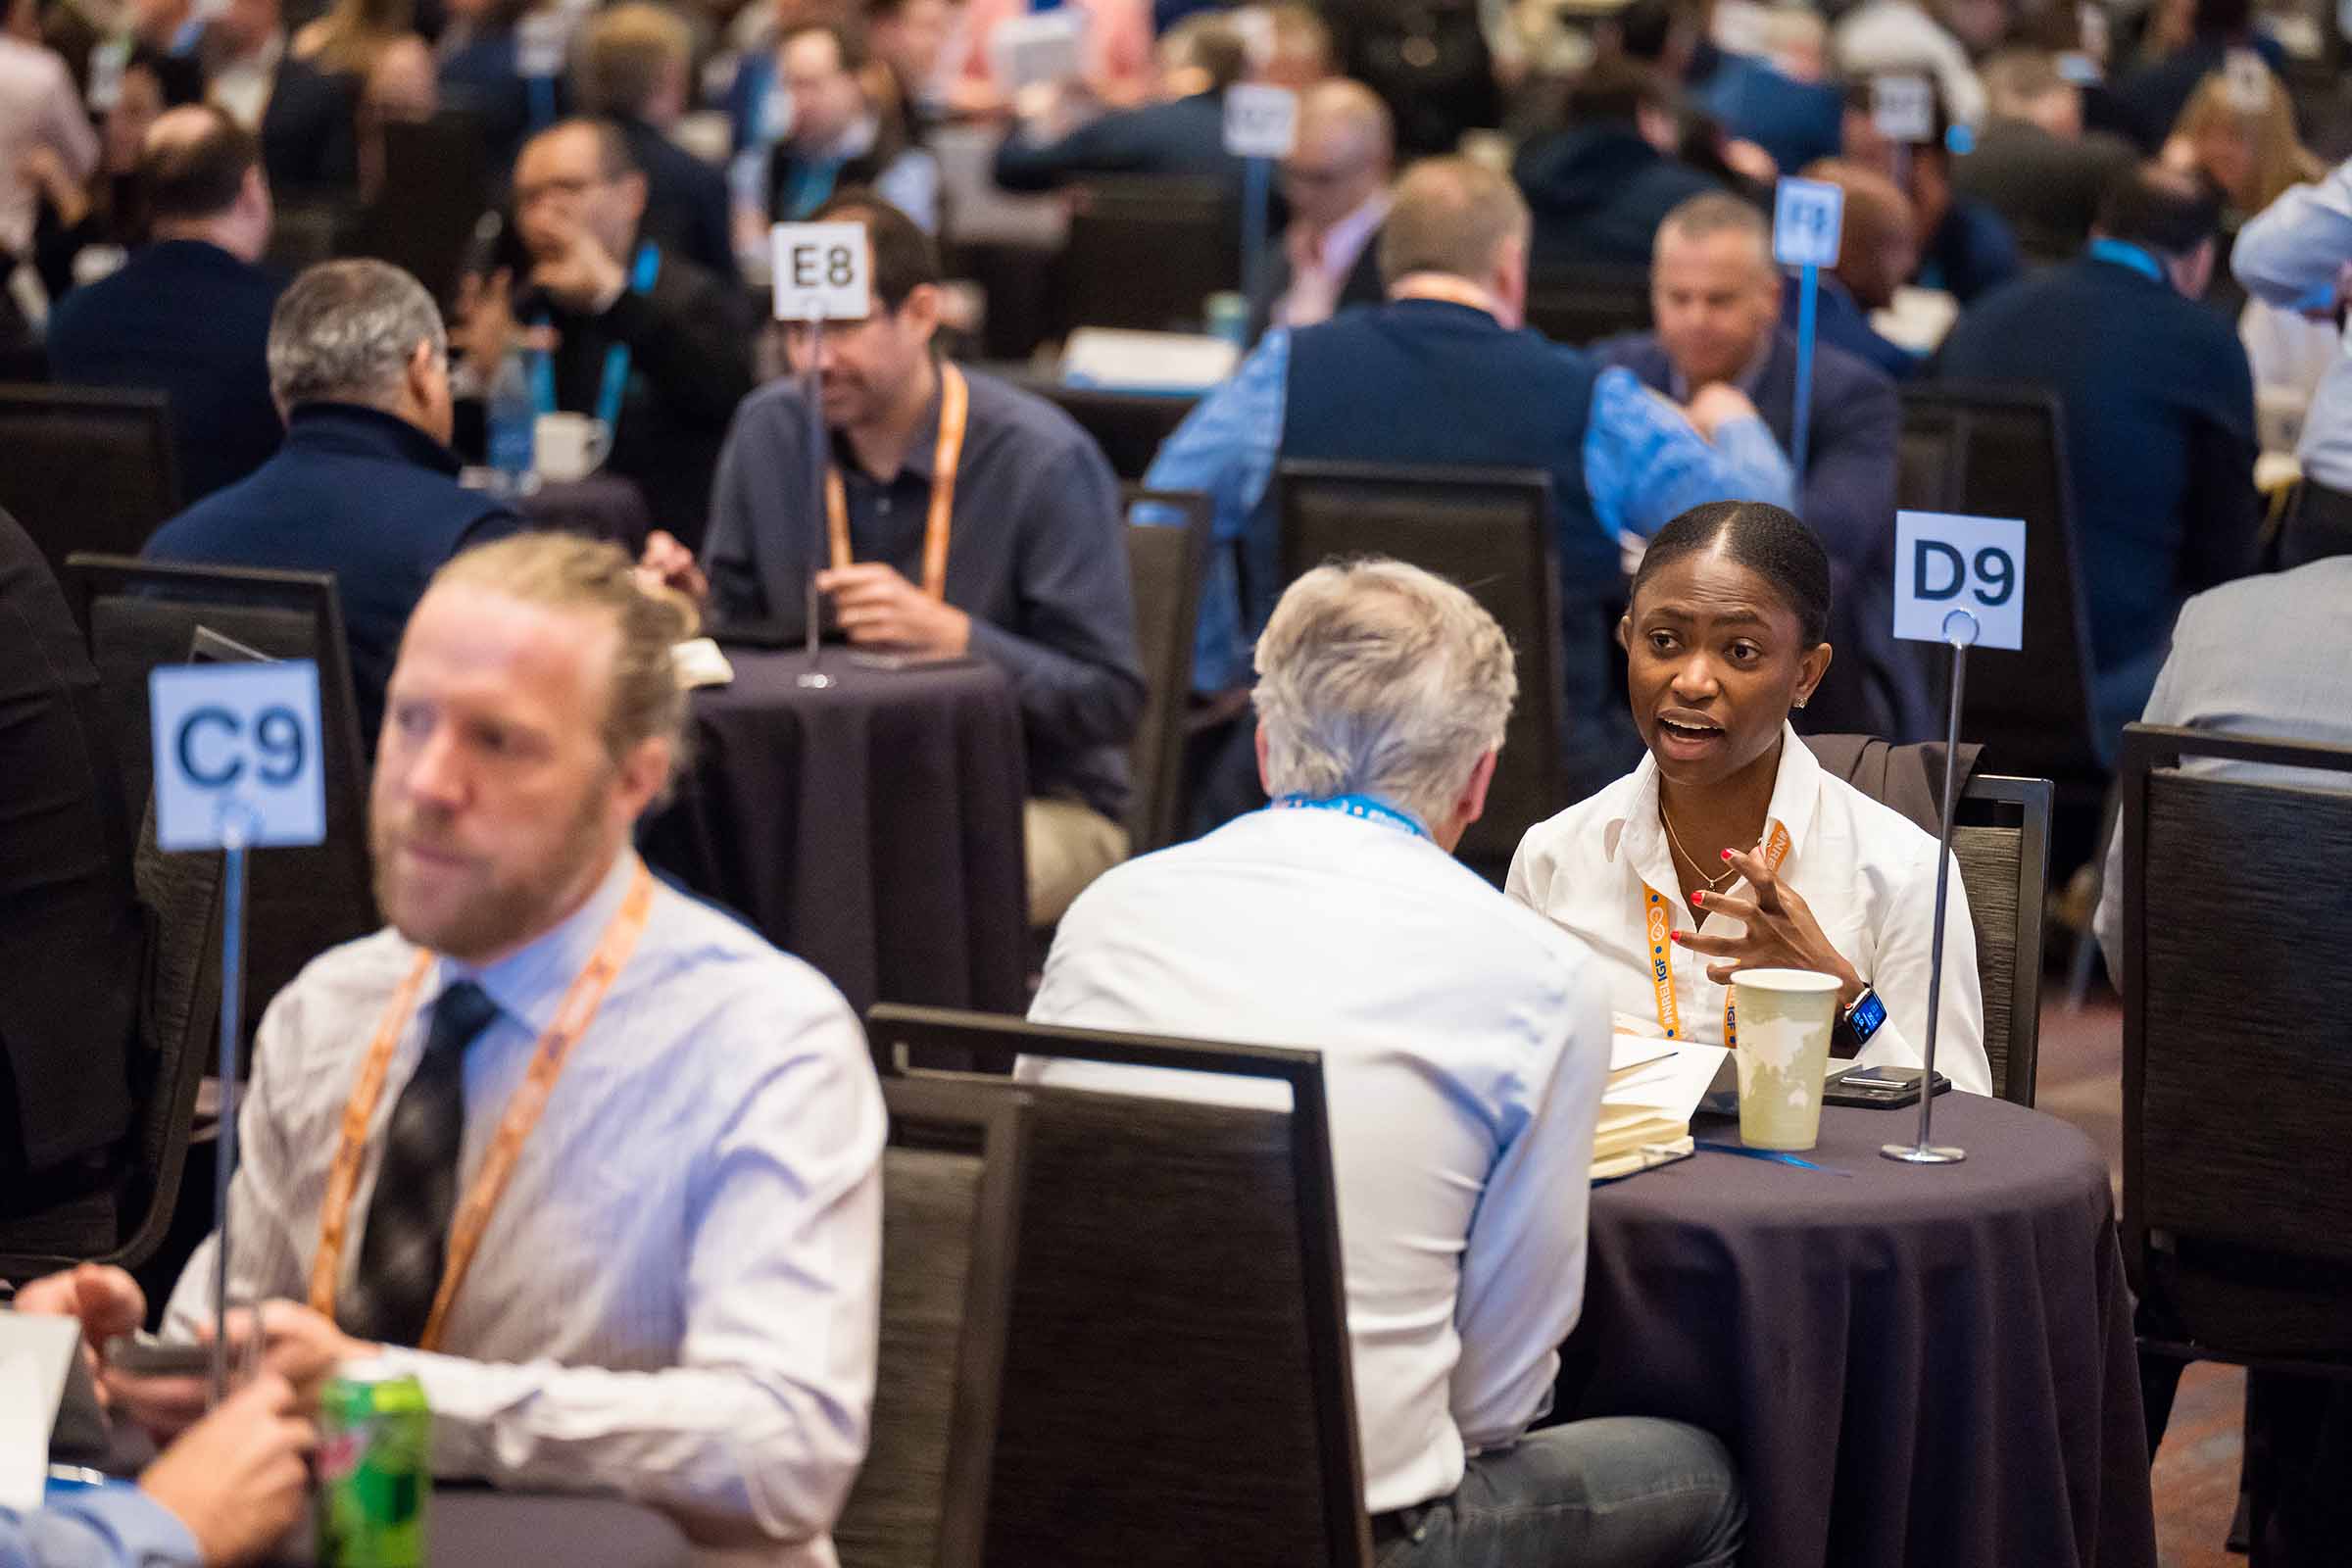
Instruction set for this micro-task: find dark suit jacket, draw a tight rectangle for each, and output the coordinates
[616,115,739,287]
[1936,253,2259,752]
[1244,220,1386,344]
[143,403,519,745]
[530,244,753,546]
[0,509,141,1186]
[1919,195,2023,305]
[1788,270,1921,381]
[1693,54,1843,177]
[45,239,287,503]
[992,91,1249,198]
[1602,327,1931,742]
[1514,125,1723,271]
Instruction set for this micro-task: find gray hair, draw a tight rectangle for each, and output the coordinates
[1655,189,1774,275]
[1251,558,1516,829]
[266,259,447,413]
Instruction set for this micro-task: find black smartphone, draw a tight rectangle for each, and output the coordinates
[1824,1063,1951,1108]
[105,1336,215,1377]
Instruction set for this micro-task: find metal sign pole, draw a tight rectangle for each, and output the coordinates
[1791,262,1821,499]
[1884,609,1976,1165]
[209,817,250,1405]
[798,298,833,691]
[1241,155,1271,305]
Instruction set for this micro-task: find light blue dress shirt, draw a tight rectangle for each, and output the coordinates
[1142,325,1797,692]
[2233,159,2352,490]
[3,1487,198,1568]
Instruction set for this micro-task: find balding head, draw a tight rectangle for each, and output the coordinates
[2095,160,2223,297]
[1801,158,1918,310]
[1283,78,1394,229]
[140,104,271,260]
[1377,158,1530,319]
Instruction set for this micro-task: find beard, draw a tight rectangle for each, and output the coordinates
[370,780,614,961]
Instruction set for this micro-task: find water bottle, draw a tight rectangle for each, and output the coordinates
[486,345,538,496]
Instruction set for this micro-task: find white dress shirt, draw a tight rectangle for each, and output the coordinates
[1021,804,1611,1516]
[0,36,99,257]
[1508,725,1991,1096]
[163,852,887,1566]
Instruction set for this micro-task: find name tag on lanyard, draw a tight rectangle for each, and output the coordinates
[1643,821,1790,1047]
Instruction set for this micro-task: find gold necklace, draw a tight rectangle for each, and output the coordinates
[1660,807,1740,891]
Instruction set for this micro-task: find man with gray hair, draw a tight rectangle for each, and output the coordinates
[1024,558,1745,1568]
[146,257,518,749]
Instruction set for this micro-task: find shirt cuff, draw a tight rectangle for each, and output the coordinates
[39,1483,206,1568]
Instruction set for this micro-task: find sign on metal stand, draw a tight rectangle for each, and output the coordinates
[1223,83,1298,307]
[771,221,872,689]
[150,660,328,1402]
[1772,177,1842,498]
[1881,511,2027,1165]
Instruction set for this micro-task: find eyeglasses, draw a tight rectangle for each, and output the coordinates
[514,174,612,208]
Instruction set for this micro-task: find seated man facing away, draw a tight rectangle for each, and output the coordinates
[1147,156,1792,807]
[44,104,285,502]
[146,258,518,750]
[646,193,1144,926]
[1022,558,1744,1568]
[20,532,885,1566]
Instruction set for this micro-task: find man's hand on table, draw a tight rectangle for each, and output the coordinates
[138,1371,318,1568]
[816,563,971,654]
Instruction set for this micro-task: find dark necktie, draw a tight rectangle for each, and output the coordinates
[339,980,502,1348]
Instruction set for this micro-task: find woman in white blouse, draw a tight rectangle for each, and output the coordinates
[1509,501,1992,1095]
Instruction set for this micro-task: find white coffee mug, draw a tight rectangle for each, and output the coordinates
[534,413,612,482]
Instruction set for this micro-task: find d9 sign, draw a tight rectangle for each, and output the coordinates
[1892,511,2027,651]
[150,661,327,851]
[770,221,870,322]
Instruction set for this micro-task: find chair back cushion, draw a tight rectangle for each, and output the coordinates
[1121,494,1208,850]
[0,385,178,583]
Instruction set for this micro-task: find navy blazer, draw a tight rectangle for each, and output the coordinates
[45,239,286,503]
[992,92,1249,198]
[1786,271,1921,382]
[1602,327,1931,742]
[1244,220,1386,344]
[1936,252,2260,754]
[143,404,520,746]
[1515,126,1723,271]
[1694,55,1843,177]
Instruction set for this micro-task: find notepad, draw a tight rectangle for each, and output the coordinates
[1592,1037,1732,1183]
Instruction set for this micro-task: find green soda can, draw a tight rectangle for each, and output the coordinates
[317,1359,432,1568]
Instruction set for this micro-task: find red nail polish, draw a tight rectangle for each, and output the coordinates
[1720,850,1733,861]
[1670,930,1683,943]
[1691,891,1704,905]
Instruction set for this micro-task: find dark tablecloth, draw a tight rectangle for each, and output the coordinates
[274,1488,691,1567]
[518,473,655,554]
[1556,1095,2157,1568]
[641,647,1029,1016]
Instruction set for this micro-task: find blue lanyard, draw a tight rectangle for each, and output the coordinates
[532,242,662,431]
[1271,793,1429,839]
[2087,237,2164,283]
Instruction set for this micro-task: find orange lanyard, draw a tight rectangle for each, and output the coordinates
[824,361,969,601]
[309,862,656,1351]
[1643,821,1790,1048]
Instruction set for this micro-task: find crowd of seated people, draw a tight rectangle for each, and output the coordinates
[5,0,2351,1557]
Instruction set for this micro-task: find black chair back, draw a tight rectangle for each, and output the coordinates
[1896,382,2104,798]
[0,384,178,584]
[1950,774,2051,1105]
[2118,723,2352,1363]
[1024,381,1200,481]
[1275,461,1570,873]
[347,110,493,309]
[1121,488,1211,852]
[866,1005,1371,1568]
[838,1077,1028,1568]
[1058,177,1239,335]
[68,557,376,1067]
[0,662,225,1284]
[1522,264,1652,346]
[264,197,357,275]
